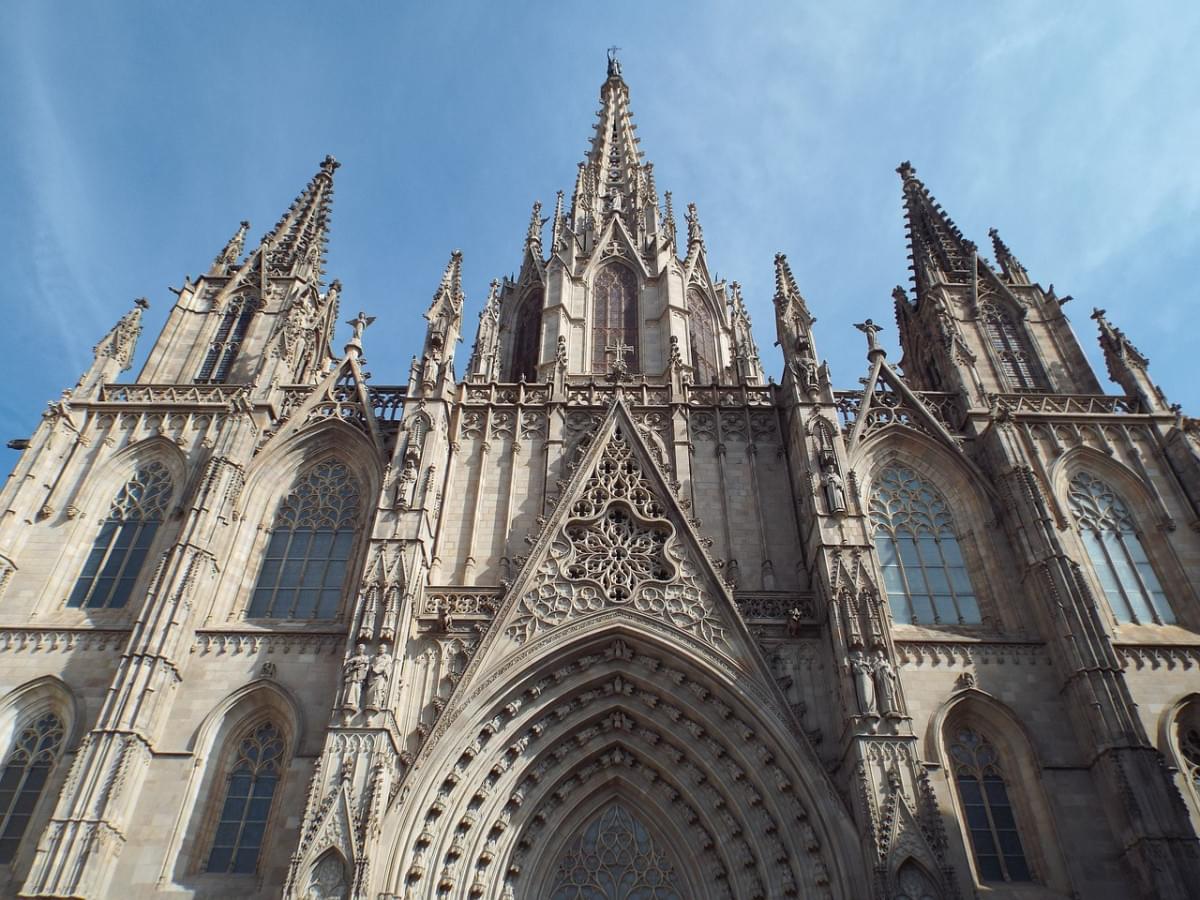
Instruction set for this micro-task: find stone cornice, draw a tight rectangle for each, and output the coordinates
[193,629,347,655]
[895,638,1049,667]
[0,627,130,652]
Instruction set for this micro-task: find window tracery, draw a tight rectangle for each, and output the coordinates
[305,850,349,899]
[548,802,681,900]
[687,289,719,384]
[981,302,1044,392]
[869,466,980,625]
[949,728,1031,883]
[198,295,257,384]
[1181,719,1200,800]
[1067,472,1173,625]
[895,861,941,900]
[592,265,639,375]
[0,712,64,864]
[510,290,543,382]
[68,460,173,610]
[248,461,360,619]
[206,720,285,875]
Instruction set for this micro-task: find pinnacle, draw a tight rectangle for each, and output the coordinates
[255,156,340,280]
[773,252,800,302]
[988,226,1028,282]
[896,162,974,288]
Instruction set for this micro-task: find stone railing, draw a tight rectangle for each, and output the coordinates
[991,393,1141,416]
[98,383,248,405]
[417,588,502,623]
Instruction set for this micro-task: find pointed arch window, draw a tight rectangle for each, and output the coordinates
[895,860,941,900]
[981,302,1045,392]
[205,720,285,875]
[687,289,719,384]
[949,728,1031,883]
[510,289,543,382]
[304,850,349,899]
[870,466,980,625]
[1068,472,1172,624]
[0,712,65,864]
[1176,703,1200,815]
[548,802,681,899]
[68,461,173,609]
[592,264,639,375]
[248,462,360,619]
[197,295,257,384]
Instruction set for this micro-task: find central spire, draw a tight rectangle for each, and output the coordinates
[570,53,657,234]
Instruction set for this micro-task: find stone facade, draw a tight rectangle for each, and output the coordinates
[0,53,1198,899]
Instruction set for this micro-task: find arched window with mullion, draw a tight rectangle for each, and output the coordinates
[68,461,173,610]
[870,465,980,626]
[0,712,65,864]
[687,288,719,384]
[591,264,639,375]
[1068,471,1172,624]
[510,290,542,382]
[248,461,361,620]
[949,728,1032,883]
[981,302,1045,392]
[205,720,285,875]
[197,295,257,384]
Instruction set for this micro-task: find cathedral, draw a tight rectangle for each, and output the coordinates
[1,53,1199,900]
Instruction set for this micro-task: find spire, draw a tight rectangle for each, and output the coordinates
[685,202,705,256]
[570,53,649,228]
[525,200,544,257]
[468,279,502,382]
[75,298,148,398]
[210,220,250,275]
[897,161,976,295]
[419,250,466,392]
[773,253,819,385]
[988,227,1030,285]
[256,155,340,281]
[1091,307,1166,411]
[550,191,565,253]
[727,282,764,385]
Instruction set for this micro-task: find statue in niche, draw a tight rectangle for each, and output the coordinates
[874,652,901,718]
[339,644,370,712]
[365,644,394,711]
[793,339,819,393]
[821,459,847,514]
[850,650,877,716]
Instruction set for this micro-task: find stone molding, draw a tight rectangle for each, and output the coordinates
[895,639,1049,667]
[193,629,347,656]
[0,627,130,652]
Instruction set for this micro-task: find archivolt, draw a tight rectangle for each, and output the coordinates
[376,628,862,898]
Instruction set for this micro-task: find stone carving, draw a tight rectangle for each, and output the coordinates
[339,644,370,712]
[874,653,900,718]
[851,651,877,716]
[365,644,393,711]
[507,426,724,647]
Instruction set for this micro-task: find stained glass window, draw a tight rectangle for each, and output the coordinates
[687,289,719,384]
[511,290,543,382]
[197,295,257,384]
[1068,472,1173,625]
[0,712,64,864]
[68,461,173,610]
[549,803,681,899]
[981,302,1045,392]
[950,728,1031,883]
[247,462,360,619]
[206,721,284,875]
[592,265,639,375]
[870,466,980,625]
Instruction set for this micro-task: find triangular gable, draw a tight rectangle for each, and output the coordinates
[449,397,783,690]
[847,356,962,455]
[262,353,385,455]
[590,214,650,278]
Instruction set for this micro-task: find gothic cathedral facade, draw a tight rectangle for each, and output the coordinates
[1,56,1199,900]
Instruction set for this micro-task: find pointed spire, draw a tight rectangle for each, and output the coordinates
[210,220,250,275]
[773,253,819,383]
[988,227,1029,284]
[727,282,764,385]
[663,191,676,248]
[686,202,705,253]
[469,279,502,382]
[93,297,149,370]
[1091,308,1167,411]
[256,155,340,280]
[897,161,976,295]
[1092,308,1149,370]
[525,200,544,257]
[422,250,466,377]
[550,191,565,252]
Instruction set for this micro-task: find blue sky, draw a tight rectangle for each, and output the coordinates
[2,3,1197,441]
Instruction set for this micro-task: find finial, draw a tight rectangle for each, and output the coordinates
[320,155,341,177]
[853,319,885,356]
[526,200,544,251]
[686,202,704,248]
[134,297,150,310]
[896,160,916,180]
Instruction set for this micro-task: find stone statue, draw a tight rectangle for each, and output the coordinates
[850,651,877,716]
[365,643,394,711]
[822,465,847,514]
[339,644,370,712]
[874,653,900,717]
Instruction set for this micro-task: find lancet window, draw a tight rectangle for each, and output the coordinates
[687,289,719,384]
[0,712,65,864]
[197,295,257,383]
[869,465,980,625]
[205,720,285,875]
[592,264,639,375]
[68,460,173,610]
[510,290,542,382]
[247,461,360,620]
[981,302,1044,392]
[548,803,681,899]
[1067,472,1173,625]
[949,728,1032,883]
[305,850,349,899]
[895,861,941,900]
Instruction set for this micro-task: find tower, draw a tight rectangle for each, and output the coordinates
[0,54,1197,900]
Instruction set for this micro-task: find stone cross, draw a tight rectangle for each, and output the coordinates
[605,339,634,379]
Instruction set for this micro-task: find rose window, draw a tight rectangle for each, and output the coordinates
[565,505,673,602]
